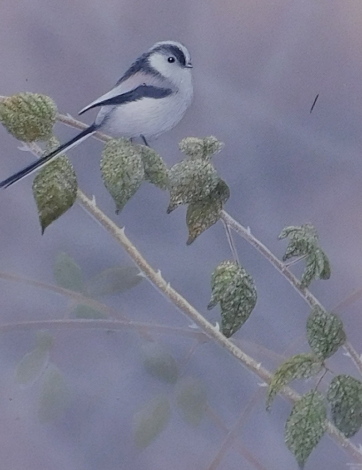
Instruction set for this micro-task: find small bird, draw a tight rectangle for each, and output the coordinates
[0,40,193,188]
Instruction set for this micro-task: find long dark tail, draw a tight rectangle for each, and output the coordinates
[0,124,97,189]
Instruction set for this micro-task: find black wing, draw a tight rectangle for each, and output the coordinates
[78,85,172,115]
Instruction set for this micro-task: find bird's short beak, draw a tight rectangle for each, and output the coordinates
[186,62,193,68]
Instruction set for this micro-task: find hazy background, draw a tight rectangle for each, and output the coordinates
[1,0,362,468]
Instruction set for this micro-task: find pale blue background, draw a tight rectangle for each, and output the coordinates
[1,1,362,469]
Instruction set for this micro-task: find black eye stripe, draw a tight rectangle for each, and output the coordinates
[117,43,190,86]
[167,45,186,66]
[153,44,187,66]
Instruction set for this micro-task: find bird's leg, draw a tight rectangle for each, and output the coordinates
[141,135,150,147]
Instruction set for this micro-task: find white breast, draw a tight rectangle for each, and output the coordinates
[95,76,193,139]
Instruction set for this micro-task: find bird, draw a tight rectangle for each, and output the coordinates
[0,40,193,189]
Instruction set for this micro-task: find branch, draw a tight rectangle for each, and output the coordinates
[221,211,362,377]
[344,342,362,377]
[0,97,361,461]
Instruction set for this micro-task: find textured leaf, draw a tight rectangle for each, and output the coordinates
[279,224,319,261]
[267,353,323,410]
[301,249,331,288]
[178,136,224,161]
[72,304,106,319]
[38,366,70,422]
[33,154,77,233]
[186,179,230,245]
[53,252,84,292]
[101,138,144,213]
[86,266,142,297]
[136,145,169,189]
[208,261,257,338]
[15,347,49,385]
[307,306,346,359]
[0,93,57,141]
[142,342,178,384]
[133,395,171,448]
[327,375,362,437]
[279,224,331,288]
[319,250,331,280]
[175,377,207,426]
[300,254,320,289]
[285,391,326,468]
[167,159,219,213]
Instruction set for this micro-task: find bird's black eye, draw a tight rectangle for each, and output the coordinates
[167,56,176,63]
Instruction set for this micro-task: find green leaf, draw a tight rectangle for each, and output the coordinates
[301,249,331,288]
[133,395,171,448]
[267,353,323,410]
[100,138,144,213]
[136,145,169,189]
[178,136,224,160]
[0,93,57,141]
[33,154,77,233]
[279,224,319,260]
[319,250,331,280]
[175,377,207,427]
[285,391,326,468]
[53,252,84,292]
[208,261,257,338]
[307,306,346,359]
[38,366,70,422]
[327,375,362,437]
[279,224,331,288]
[142,342,178,384]
[72,304,106,319]
[167,159,219,213]
[186,179,230,245]
[15,347,49,385]
[86,266,142,297]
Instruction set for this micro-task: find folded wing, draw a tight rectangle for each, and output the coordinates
[78,71,171,115]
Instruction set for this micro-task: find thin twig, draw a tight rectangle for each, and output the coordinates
[0,271,126,319]
[0,318,206,339]
[207,389,266,470]
[331,286,362,313]
[344,342,362,377]
[221,218,240,264]
[206,405,268,470]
